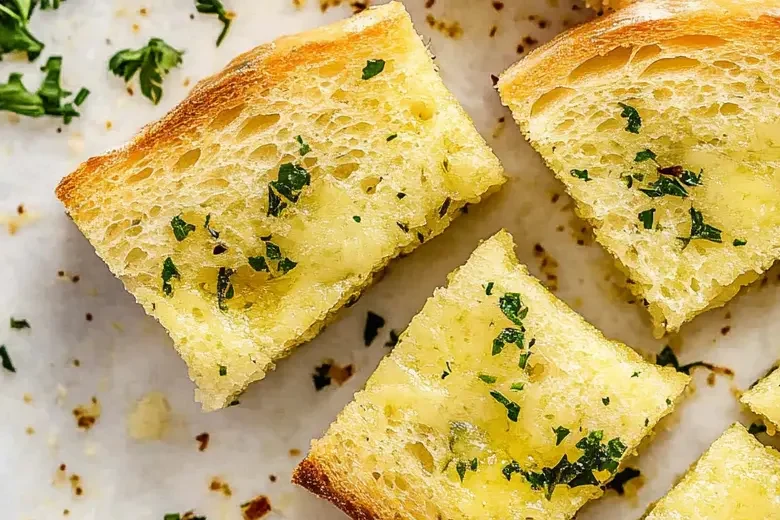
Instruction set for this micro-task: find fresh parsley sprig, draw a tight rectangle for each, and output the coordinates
[195,0,233,47]
[0,0,44,60]
[109,38,183,105]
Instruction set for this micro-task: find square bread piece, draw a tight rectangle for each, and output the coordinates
[293,231,689,520]
[741,367,780,433]
[54,2,505,410]
[644,423,780,520]
[498,0,780,336]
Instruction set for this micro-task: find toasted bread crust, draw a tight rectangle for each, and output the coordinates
[498,0,780,106]
[293,457,379,520]
[56,2,406,210]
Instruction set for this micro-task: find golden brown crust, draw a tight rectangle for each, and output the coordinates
[498,0,780,105]
[292,457,379,520]
[55,2,407,210]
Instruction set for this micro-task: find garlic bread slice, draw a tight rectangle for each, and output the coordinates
[499,0,780,336]
[742,367,780,433]
[55,2,505,410]
[294,231,689,520]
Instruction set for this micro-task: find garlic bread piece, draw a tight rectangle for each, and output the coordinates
[742,368,780,433]
[55,2,505,410]
[293,231,689,520]
[644,423,780,520]
[499,0,780,336]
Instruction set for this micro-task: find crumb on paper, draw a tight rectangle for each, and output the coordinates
[241,495,272,520]
[533,243,560,292]
[209,476,233,497]
[319,0,370,14]
[312,360,355,390]
[425,14,463,39]
[25,426,35,435]
[128,391,171,441]
[54,464,84,497]
[269,474,277,483]
[289,448,301,457]
[196,432,210,452]
[492,116,506,139]
[23,393,32,404]
[489,25,498,38]
[0,206,39,235]
[105,120,113,130]
[73,397,101,430]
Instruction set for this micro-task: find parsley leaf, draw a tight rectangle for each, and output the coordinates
[271,163,310,203]
[602,396,610,406]
[267,187,287,217]
[634,149,657,163]
[640,176,688,198]
[386,133,397,142]
[295,135,311,156]
[442,361,452,379]
[195,0,233,46]
[161,257,180,296]
[490,390,520,422]
[10,317,29,329]
[171,214,196,241]
[248,256,269,272]
[204,214,219,239]
[680,169,702,186]
[362,59,385,80]
[0,344,15,372]
[679,207,722,245]
[605,467,641,495]
[265,241,282,260]
[216,267,235,311]
[502,461,522,481]
[218,364,227,376]
[352,215,361,223]
[363,311,385,346]
[109,38,183,105]
[749,423,767,435]
[40,0,66,8]
[638,208,655,229]
[0,0,44,60]
[478,374,497,384]
[618,103,641,134]
[499,293,528,326]
[570,169,590,181]
[553,426,570,446]
[510,382,524,391]
[0,73,43,117]
[492,327,524,355]
[278,257,297,274]
[655,345,715,375]
[484,281,494,296]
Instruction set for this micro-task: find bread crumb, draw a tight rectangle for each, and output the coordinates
[23,393,32,404]
[289,448,301,456]
[492,116,506,139]
[533,243,560,292]
[0,207,39,235]
[73,397,101,430]
[425,14,463,39]
[127,391,171,441]
[105,121,113,130]
[241,495,272,519]
[25,426,35,435]
[209,476,232,497]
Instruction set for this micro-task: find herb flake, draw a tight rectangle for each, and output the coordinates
[733,238,747,247]
[10,317,30,329]
[295,135,311,156]
[195,0,233,46]
[361,59,385,80]
[109,38,184,105]
[634,149,657,163]
[171,215,196,241]
[490,390,520,422]
[638,208,655,229]
[553,426,570,446]
[204,214,219,239]
[680,207,722,245]
[478,374,497,384]
[363,311,385,346]
[161,257,180,296]
[248,256,269,272]
[570,169,591,182]
[216,267,235,311]
[618,103,641,134]
[0,345,15,372]
[640,176,688,198]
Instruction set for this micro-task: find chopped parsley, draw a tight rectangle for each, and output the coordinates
[638,208,655,229]
[295,135,311,156]
[484,282,494,296]
[622,172,645,188]
[605,467,641,495]
[267,187,287,217]
[384,329,399,348]
[455,458,479,482]
[553,426,570,446]
[518,352,531,370]
[352,215,361,223]
[270,163,310,203]
[218,364,227,376]
[171,214,195,241]
[679,207,722,245]
[510,382,524,391]
[386,133,397,142]
[748,423,767,435]
[396,222,409,233]
[502,461,521,481]
[478,374,497,384]
[0,345,15,372]
[490,390,520,422]
[439,197,451,218]
[109,38,183,105]
[361,59,385,80]
[195,0,233,46]
[442,361,452,379]
[499,293,528,326]
[679,169,702,186]
[655,345,715,375]
[733,238,747,246]
[570,169,590,182]
[631,371,640,378]
[0,0,44,60]
[618,102,641,134]
[396,192,406,199]
[216,267,235,311]
[278,257,297,274]
[634,149,657,163]
[248,256,269,272]
[602,396,610,406]
[363,311,385,346]
[520,431,627,500]
[204,214,219,239]
[492,327,524,355]
[161,257,180,296]
[265,241,282,260]
[666,398,672,405]
[640,176,688,198]
[10,318,30,329]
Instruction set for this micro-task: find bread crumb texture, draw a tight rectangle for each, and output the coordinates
[293,231,688,520]
[742,367,780,432]
[499,0,780,336]
[55,2,504,410]
[644,423,780,519]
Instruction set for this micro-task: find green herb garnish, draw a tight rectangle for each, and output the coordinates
[638,208,655,229]
[10,317,29,329]
[265,241,282,260]
[679,169,702,186]
[352,215,361,223]
[0,344,15,372]
[278,257,297,274]
[679,207,722,245]
[484,282,494,296]
[171,214,195,241]
[553,426,570,446]
[631,371,640,378]
[502,460,521,481]
[478,374,497,384]
[161,257,180,296]
[163,514,181,520]
[40,0,66,8]
[218,364,227,376]
[439,197,451,218]
[655,345,715,375]
[270,163,310,204]
[267,187,287,217]
[361,59,385,80]
[492,327,524,355]
[570,169,590,182]
[455,458,479,482]
[0,0,44,60]
[204,214,219,239]
[195,0,233,46]
[605,467,641,495]
[733,239,747,246]
[216,267,235,311]
[602,396,610,406]
[618,102,641,134]
[490,390,520,422]
[295,134,311,156]
[749,423,767,435]
[442,361,452,379]
[386,133,397,142]
[518,352,531,370]
[363,311,385,346]
[510,382,524,391]
[634,149,657,163]
[109,38,183,105]
[640,176,688,198]
[248,256,269,272]
[499,293,528,326]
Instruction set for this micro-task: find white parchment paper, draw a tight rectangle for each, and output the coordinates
[2,1,780,519]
